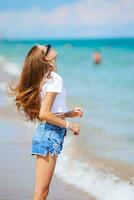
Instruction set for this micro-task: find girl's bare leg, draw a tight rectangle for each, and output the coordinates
[33,153,57,200]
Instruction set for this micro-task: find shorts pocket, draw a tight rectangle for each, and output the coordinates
[33,126,51,145]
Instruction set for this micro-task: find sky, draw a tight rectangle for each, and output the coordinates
[0,0,134,39]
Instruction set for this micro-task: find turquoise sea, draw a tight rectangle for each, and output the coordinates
[0,38,134,199]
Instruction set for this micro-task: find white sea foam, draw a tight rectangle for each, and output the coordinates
[0,54,20,76]
[5,62,20,76]
[0,82,11,106]
[55,136,134,200]
[0,82,7,91]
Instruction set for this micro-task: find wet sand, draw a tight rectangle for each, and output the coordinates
[68,133,134,182]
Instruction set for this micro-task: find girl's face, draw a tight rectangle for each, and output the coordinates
[38,45,58,60]
[37,45,58,72]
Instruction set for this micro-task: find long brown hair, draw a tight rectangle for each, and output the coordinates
[8,45,52,122]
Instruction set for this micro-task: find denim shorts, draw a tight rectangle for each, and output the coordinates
[30,122,67,158]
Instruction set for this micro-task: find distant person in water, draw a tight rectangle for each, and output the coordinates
[92,50,102,65]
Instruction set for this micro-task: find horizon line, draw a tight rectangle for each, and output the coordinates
[0,36,134,41]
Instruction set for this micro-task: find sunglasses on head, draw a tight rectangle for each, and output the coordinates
[44,44,51,57]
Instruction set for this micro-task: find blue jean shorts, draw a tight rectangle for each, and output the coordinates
[30,122,67,158]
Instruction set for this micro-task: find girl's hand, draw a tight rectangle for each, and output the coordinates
[70,107,84,118]
[69,122,80,135]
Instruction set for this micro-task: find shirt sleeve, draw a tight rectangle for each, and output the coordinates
[43,77,63,93]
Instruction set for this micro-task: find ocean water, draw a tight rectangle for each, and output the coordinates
[0,38,134,199]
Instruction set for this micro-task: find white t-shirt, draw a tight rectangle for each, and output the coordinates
[40,71,68,114]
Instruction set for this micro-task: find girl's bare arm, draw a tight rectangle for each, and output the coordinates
[64,110,76,118]
[39,92,67,128]
[53,109,83,119]
[51,110,73,118]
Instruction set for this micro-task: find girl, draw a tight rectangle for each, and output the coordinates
[9,44,83,200]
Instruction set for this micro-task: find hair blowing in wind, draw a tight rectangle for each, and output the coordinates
[8,45,52,122]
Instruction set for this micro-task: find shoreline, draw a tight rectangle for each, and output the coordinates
[68,136,134,182]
